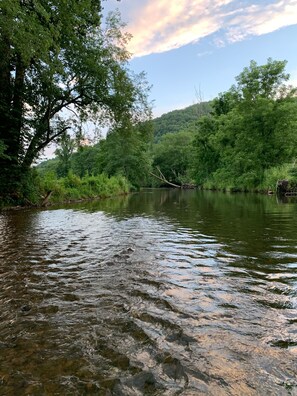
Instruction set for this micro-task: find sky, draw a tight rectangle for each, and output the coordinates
[104,0,297,117]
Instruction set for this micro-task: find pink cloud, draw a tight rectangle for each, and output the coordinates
[118,0,297,57]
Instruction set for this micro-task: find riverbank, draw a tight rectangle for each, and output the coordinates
[0,172,131,210]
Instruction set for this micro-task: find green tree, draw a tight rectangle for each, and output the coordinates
[192,59,297,190]
[101,120,153,188]
[191,116,220,185]
[71,143,103,178]
[0,1,150,202]
[235,58,290,100]
[153,130,194,185]
[55,133,75,178]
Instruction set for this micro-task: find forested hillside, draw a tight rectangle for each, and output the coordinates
[153,102,211,141]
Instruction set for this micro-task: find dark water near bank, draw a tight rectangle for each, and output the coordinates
[0,189,297,395]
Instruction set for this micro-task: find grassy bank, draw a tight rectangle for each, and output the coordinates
[0,171,131,208]
[39,172,131,206]
[197,163,297,194]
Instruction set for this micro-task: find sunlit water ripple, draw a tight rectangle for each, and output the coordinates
[0,190,297,395]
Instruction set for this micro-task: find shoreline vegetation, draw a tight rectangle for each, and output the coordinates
[0,2,152,206]
[150,59,297,194]
[0,2,296,208]
[0,173,131,210]
[1,181,295,212]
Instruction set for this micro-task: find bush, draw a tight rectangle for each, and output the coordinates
[36,171,130,205]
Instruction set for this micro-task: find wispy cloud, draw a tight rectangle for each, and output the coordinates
[121,0,297,57]
[197,50,213,57]
[225,0,297,43]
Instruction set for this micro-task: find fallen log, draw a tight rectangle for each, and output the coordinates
[149,167,181,188]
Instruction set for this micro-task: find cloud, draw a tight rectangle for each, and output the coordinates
[121,0,297,57]
[225,0,297,43]
[197,50,213,58]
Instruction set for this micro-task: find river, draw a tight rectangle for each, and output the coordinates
[0,189,297,395]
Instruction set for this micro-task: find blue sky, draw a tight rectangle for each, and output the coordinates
[104,0,297,116]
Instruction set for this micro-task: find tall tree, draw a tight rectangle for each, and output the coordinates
[0,1,151,201]
[54,133,75,178]
[192,59,297,189]
[153,130,194,185]
[101,120,153,188]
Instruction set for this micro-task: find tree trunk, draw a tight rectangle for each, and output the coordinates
[0,160,28,200]
[0,49,27,200]
[10,56,25,158]
[0,31,12,151]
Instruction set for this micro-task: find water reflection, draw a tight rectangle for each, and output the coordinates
[0,190,297,395]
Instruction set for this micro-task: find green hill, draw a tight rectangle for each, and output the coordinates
[153,101,211,141]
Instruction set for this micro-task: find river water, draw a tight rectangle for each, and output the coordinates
[0,189,297,395]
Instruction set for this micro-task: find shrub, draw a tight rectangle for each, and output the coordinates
[36,171,131,205]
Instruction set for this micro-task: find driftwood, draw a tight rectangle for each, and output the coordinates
[41,190,53,206]
[149,167,181,188]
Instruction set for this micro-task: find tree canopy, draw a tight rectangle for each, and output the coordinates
[0,0,151,201]
[192,59,297,190]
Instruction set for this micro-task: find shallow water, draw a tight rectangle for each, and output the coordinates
[0,189,297,395]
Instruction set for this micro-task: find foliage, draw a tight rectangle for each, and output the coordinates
[36,118,153,189]
[37,157,59,175]
[0,140,8,159]
[0,1,151,201]
[101,121,153,188]
[191,59,297,191]
[38,171,130,205]
[191,116,220,185]
[55,133,76,177]
[153,130,194,185]
[71,143,103,178]
[261,162,297,191]
[153,102,211,142]
[34,58,297,197]
[235,58,291,100]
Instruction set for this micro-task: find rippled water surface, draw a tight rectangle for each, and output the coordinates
[0,190,297,395]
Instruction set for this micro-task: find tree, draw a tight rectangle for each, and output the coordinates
[0,1,151,201]
[235,58,290,101]
[191,116,220,185]
[101,120,153,188]
[192,59,297,189]
[54,133,75,178]
[153,130,194,185]
[71,143,103,178]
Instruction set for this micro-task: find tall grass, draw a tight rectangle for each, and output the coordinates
[38,171,130,205]
[261,163,297,192]
[199,162,297,193]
